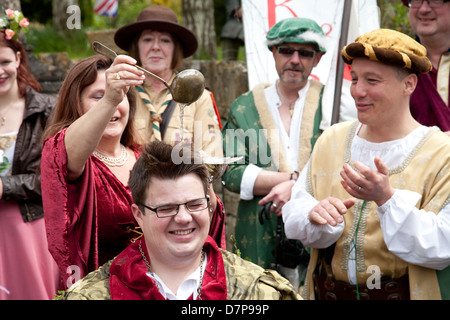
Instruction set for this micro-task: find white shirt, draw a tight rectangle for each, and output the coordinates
[146,254,207,300]
[240,81,310,200]
[283,124,450,283]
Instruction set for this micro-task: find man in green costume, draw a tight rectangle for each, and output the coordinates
[222,17,327,287]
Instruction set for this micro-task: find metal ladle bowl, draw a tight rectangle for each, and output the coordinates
[92,41,205,104]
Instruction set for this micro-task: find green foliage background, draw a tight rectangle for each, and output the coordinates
[21,0,414,60]
[378,0,413,37]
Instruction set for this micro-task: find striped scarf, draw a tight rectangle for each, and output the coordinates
[136,86,173,141]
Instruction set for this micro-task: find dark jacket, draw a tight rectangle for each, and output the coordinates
[1,86,55,222]
[220,0,244,41]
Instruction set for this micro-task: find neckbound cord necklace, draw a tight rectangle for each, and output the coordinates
[93,144,129,167]
[276,80,297,115]
[139,240,206,300]
[350,200,367,300]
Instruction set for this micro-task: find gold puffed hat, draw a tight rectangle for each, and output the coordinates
[341,28,432,74]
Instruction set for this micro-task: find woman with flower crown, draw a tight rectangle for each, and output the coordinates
[0,9,59,299]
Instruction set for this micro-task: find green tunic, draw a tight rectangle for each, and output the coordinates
[222,81,323,268]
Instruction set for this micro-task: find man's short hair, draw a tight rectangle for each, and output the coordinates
[129,141,210,211]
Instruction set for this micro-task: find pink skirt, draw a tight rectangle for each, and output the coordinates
[0,200,60,300]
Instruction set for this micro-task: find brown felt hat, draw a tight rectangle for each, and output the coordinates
[114,5,198,58]
[341,28,432,74]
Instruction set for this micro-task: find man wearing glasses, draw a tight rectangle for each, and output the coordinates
[56,141,301,300]
[222,17,327,288]
[402,0,450,135]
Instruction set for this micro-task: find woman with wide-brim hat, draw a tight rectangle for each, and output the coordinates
[114,5,226,249]
[114,5,223,156]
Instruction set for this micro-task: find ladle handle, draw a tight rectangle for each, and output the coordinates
[92,41,117,60]
[133,66,172,94]
[91,41,174,94]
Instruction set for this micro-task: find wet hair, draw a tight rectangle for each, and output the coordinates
[42,55,141,147]
[129,141,210,212]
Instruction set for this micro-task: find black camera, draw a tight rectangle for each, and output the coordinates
[259,202,310,269]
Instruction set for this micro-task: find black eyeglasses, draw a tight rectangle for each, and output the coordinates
[140,197,209,218]
[408,0,449,8]
[277,46,317,58]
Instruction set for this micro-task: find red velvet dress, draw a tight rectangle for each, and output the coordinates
[41,129,140,289]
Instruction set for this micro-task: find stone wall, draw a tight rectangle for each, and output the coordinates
[27,44,247,250]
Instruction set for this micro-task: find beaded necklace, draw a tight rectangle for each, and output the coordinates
[93,144,129,167]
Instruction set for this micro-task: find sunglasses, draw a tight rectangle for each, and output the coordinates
[277,46,317,58]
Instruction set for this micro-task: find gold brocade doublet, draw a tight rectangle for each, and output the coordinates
[304,121,450,300]
[56,249,301,300]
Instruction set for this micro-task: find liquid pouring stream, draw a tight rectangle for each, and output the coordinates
[92,42,240,177]
[91,41,205,105]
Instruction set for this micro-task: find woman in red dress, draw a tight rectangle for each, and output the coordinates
[41,54,145,289]
[41,54,227,291]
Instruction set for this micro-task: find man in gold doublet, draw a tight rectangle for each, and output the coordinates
[283,28,450,300]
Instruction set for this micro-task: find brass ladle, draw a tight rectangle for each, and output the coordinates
[92,41,206,104]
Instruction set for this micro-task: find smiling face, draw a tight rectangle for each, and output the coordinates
[272,42,323,89]
[80,69,130,139]
[0,46,20,96]
[408,0,450,39]
[349,58,417,127]
[132,173,210,265]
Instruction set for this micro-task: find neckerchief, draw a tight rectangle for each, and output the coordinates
[136,85,172,141]
[109,236,227,300]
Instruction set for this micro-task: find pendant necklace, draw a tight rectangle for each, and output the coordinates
[93,144,129,167]
[0,108,11,127]
[276,80,297,116]
[139,240,206,300]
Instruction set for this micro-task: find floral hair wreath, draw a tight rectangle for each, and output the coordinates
[0,8,30,40]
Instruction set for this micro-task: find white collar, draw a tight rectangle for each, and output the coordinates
[269,80,311,110]
[146,253,208,300]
